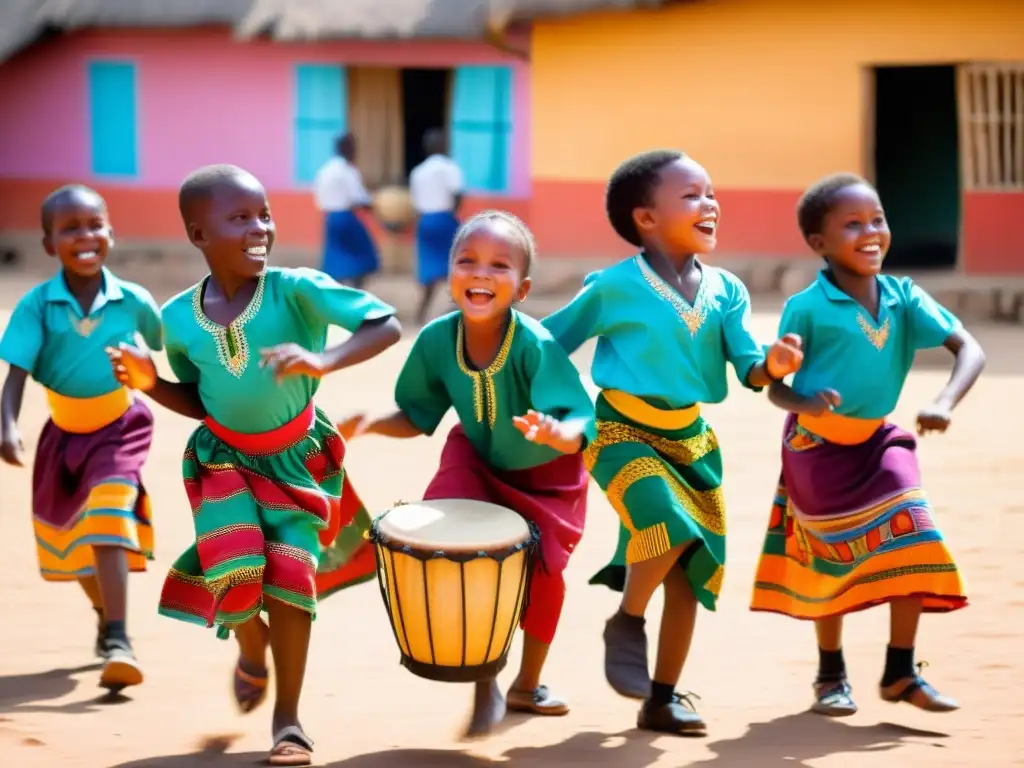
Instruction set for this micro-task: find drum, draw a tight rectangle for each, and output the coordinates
[369,499,539,683]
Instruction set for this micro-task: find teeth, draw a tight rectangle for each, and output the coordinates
[247,246,267,256]
[76,251,97,260]
[697,220,717,231]
[859,244,881,253]
[468,288,493,296]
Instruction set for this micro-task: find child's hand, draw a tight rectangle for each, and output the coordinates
[917,404,951,436]
[807,389,842,416]
[107,343,157,391]
[336,413,369,442]
[0,433,25,467]
[766,333,804,380]
[513,410,583,455]
[259,344,325,382]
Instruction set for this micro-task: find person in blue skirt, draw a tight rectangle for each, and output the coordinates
[409,128,463,325]
[314,133,379,289]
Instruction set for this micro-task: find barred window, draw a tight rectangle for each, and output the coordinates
[958,63,1024,191]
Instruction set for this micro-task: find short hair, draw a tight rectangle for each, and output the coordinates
[41,184,105,235]
[450,210,537,277]
[178,164,256,223]
[796,173,873,242]
[605,149,686,247]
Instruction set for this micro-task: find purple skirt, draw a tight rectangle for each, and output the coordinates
[750,413,966,619]
[32,398,155,581]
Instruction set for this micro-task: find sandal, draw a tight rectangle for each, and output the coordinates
[880,661,959,712]
[267,725,313,767]
[811,679,858,717]
[506,685,569,716]
[234,657,269,714]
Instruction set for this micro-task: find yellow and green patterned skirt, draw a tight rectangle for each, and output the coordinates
[585,390,726,611]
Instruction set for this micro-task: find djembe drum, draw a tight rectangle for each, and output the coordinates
[369,499,539,682]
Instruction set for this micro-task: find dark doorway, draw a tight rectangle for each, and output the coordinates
[401,68,451,177]
[873,65,960,270]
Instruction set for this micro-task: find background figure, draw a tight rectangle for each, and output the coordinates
[409,128,463,325]
[314,133,379,289]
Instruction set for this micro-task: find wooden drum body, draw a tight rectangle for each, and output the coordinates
[369,499,539,683]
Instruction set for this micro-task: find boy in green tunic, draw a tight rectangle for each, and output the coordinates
[341,210,595,738]
[109,164,401,766]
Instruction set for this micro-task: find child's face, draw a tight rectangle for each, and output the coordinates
[634,157,720,255]
[812,184,890,276]
[43,192,113,279]
[190,174,275,280]
[449,222,531,324]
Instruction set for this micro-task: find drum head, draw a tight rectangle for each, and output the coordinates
[377,499,530,551]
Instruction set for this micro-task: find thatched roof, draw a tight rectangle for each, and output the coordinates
[0,0,674,64]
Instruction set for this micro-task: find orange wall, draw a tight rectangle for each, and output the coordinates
[530,0,1024,270]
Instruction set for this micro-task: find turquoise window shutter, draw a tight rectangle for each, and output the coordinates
[451,65,513,194]
[88,61,138,177]
[294,64,348,184]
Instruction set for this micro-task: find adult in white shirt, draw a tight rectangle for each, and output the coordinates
[314,133,378,288]
[409,128,463,324]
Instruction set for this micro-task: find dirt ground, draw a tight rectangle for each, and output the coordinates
[1,283,1022,768]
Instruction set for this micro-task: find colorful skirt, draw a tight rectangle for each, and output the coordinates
[158,401,373,630]
[422,424,588,576]
[585,390,726,611]
[32,389,154,581]
[750,413,967,620]
[415,211,459,286]
[322,209,379,282]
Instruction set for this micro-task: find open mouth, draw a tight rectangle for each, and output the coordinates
[857,242,882,256]
[694,218,717,237]
[74,249,101,263]
[245,245,268,259]
[465,287,495,307]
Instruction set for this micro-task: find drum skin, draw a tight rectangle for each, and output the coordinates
[370,499,539,683]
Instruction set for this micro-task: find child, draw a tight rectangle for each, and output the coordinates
[541,150,802,735]
[749,173,985,716]
[314,132,379,289]
[108,164,401,766]
[340,210,594,738]
[409,128,463,325]
[0,184,162,692]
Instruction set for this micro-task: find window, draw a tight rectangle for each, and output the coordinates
[958,63,1024,190]
[294,64,348,184]
[451,65,513,194]
[88,61,138,177]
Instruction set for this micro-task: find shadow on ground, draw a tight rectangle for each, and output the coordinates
[104,710,949,768]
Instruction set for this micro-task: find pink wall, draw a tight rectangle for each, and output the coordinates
[0,28,531,196]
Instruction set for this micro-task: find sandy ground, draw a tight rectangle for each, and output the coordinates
[1,284,1022,768]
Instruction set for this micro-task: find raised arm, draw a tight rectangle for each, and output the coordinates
[540,273,603,356]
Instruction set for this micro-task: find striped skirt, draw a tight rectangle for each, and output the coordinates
[750,412,967,619]
[32,389,154,581]
[585,390,726,611]
[159,401,372,630]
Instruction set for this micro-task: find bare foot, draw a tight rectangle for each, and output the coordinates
[461,679,506,740]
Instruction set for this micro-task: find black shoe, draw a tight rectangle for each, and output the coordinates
[99,638,144,692]
[637,691,706,736]
[603,611,651,699]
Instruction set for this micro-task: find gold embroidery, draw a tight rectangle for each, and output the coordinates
[705,565,725,597]
[605,456,727,538]
[635,256,707,336]
[584,420,718,473]
[857,314,890,350]
[455,313,517,428]
[70,308,101,337]
[192,276,266,378]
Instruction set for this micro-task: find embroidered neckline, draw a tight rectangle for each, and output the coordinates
[635,255,707,336]
[191,275,266,378]
[857,313,890,350]
[455,312,517,427]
